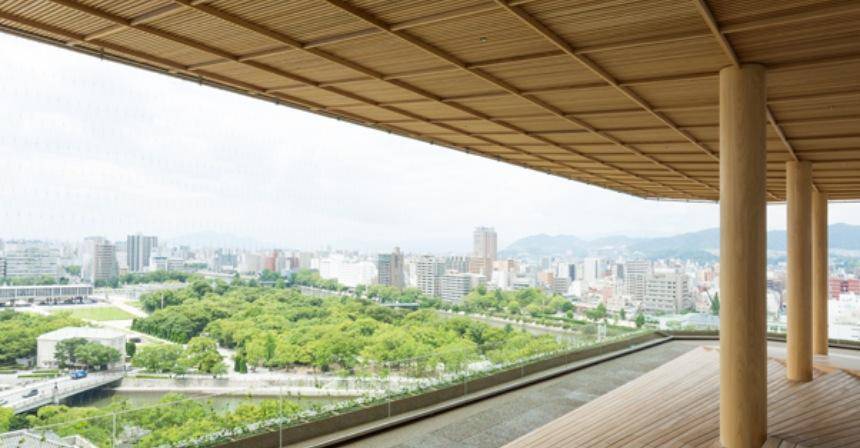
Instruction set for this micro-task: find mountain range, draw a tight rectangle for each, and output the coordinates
[500,223,860,261]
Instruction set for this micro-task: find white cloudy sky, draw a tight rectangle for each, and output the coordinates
[0,33,858,253]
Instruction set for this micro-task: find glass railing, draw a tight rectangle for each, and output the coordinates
[12,330,653,448]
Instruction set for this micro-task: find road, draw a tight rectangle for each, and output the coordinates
[0,371,125,413]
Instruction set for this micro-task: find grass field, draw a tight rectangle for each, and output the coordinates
[54,306,137,321]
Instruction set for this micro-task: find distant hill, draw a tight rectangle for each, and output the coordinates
[501,224,860,260]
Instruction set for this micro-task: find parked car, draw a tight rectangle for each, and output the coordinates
[129,337,142,343]
[70,370,87,380]
[22,389,38,398]
[0,398,7,405]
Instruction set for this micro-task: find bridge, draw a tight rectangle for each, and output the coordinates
[0,371,124,414]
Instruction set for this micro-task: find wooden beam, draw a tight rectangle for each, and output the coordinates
[323,0,716,197]
[691,0,820,193]
[165,1,686,198]
[43,0,660,196]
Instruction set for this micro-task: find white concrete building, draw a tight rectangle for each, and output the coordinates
[439,272,485,301]
[643,273,690,314]
[3,241,60,279]
[37,327,126,368]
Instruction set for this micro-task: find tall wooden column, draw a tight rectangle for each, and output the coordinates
[812,191,829,355]
[786,161,813,381]
[719,64,768,448]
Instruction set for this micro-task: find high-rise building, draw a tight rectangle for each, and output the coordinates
[583,257,601,285]
[624,259,651,303]
[0,257,6,279]
[82,237,118,283]
[377,247,405,289]
[472,227,497,280]
[3,241,60,279]
[127,234,158,272]
[416,255,443,297]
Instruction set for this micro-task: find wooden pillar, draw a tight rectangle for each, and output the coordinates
[719,64,768,448]
[786,161,813,381]
[812,191,829,355]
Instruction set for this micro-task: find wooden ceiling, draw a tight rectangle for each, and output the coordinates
[1,0,858,201]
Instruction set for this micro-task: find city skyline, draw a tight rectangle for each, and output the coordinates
[2,34,860,253]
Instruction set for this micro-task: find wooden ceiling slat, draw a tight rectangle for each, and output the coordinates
[323,0,716,199]
[1,0,857,201]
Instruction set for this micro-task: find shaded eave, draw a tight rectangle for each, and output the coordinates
[1,0,859,201]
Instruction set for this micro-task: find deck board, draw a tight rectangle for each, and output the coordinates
[504,347,860,448]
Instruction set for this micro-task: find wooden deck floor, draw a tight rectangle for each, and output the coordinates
[503,347,860,448]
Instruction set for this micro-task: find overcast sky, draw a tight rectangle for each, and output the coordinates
[0,33,858,253]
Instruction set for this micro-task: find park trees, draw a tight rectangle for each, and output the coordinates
[0,310,83,365]
[73,343,121,370]
[132,344,185,373]
[184,336,224,376]
[586,303,608,322]
[54,337,89,369]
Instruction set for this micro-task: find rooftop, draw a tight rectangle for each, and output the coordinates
[37,326,125,341]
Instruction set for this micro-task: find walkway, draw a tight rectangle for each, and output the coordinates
[331,340,702,448]
[504,346,860,447]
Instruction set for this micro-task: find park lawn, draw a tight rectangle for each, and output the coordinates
[54,306,137,321]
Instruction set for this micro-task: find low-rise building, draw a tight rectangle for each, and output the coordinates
[36,327,126,369]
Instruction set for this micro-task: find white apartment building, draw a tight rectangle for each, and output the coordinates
[319,254,377,287]
[416,255,443,297]
[643,273,690,314]
[439,272,485,301]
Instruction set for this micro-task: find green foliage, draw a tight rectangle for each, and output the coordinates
[461,287,570,317]
[125,341,136,358]
[131,284,565,376]
[0,310,84,365]
[55,338,121,370]
[585,303,608,322]
[635,312,646,329]
[288,269,344,291]
[132,344,185,373]
[0,407,12,432]
[74,343,121,370]
[185,336,224,375]
[54,338,89,369]
[64,265,82,276]
[1,275,59,286]
[710,292,720,316]
[96,270,196,288]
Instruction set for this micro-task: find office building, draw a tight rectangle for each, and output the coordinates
[472,227,497,279]
[624,259,651,303]
[127,234,158,272]
[643,273,690,314]
[82,237,118,283]
[377,247,405,288]
[3,241,60,279]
